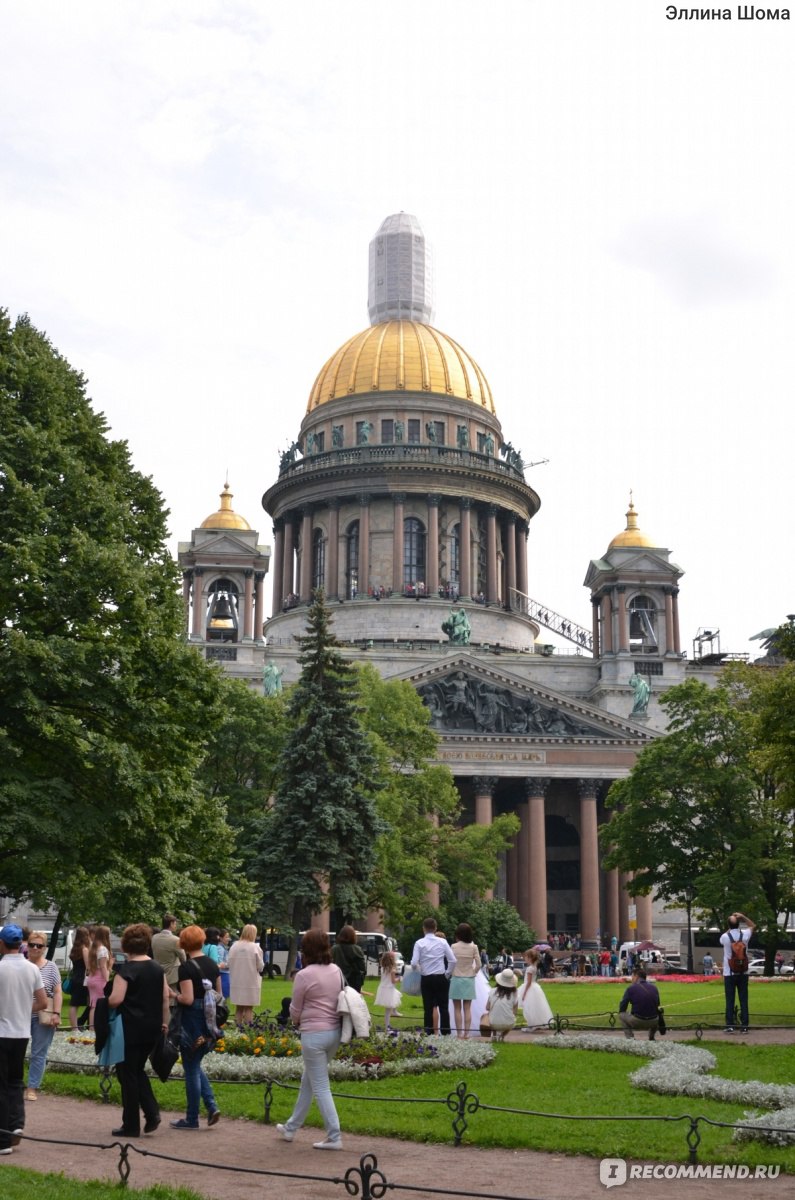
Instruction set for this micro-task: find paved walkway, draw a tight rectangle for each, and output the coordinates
[2,1029,792,1200]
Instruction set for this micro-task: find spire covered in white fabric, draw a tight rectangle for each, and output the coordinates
[368,212,434,325]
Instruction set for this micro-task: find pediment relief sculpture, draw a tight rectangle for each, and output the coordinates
[417,672,605,737]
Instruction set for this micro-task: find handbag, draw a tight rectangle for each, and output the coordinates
[401,968,422,997]
[149,1028,180,1082]
[97,1007,125,1067]
[62,976,73,996]
[216,997,230,1028]
[479,1011,491,1037]
[657,1006,667,1036]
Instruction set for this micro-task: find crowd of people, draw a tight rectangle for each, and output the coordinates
[0,909,761,1156]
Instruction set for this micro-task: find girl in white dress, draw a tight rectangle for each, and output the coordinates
[520,948,554,1030]
[374,950,401,1031]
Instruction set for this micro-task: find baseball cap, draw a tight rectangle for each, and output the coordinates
[0,924,24,946]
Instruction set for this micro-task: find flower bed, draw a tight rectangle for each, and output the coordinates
[535,1034,795,1146]
[49,1030,494,1082]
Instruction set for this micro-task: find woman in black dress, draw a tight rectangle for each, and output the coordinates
[107,924,170,1137]
[67,925,91,1031]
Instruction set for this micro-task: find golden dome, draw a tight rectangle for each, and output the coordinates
[608,499,655,549]
[306,320,496,415]
[200,483,252,531]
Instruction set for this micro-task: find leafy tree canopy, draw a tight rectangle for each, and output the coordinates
[0,311,249,926]
[604,675,794,966]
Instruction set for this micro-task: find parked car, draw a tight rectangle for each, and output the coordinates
[748,958,794,976]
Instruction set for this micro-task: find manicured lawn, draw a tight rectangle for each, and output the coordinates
[40,976,795,1171]
[0,1170,204,1200]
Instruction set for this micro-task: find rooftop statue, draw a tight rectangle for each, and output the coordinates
[629,672,650,716]
[263,661,284,696]
[442,607,471,645]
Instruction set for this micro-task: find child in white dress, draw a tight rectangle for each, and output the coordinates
[374,951,402,1031]
[520,948,554,1030]
[486,968,519,1040]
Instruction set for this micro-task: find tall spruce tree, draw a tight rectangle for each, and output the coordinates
[253,590,383,934]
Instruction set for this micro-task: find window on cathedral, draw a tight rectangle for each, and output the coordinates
[431,420,445,445]
[346,521,359,598]
[403,517,426,588]
[407,419,421,444]
[314,430,325,453]
[381,419,394,443]
[629,595,658,650]
[312,528,325,592]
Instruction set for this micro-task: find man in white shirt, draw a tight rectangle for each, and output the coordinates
[719,911,755,1033]
[0,924,47,1154]
[410,918,457,1036]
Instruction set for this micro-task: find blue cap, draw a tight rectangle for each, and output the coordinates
[0,924,24,946]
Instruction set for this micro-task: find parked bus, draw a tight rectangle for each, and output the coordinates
[263,929,402,977]
[680,927,795,971]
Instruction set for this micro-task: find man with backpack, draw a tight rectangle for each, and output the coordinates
[719,911,755,1033]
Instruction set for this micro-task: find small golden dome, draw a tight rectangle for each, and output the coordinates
[306,320,495,415]
[608,498,655,549]
[200,483,252,531]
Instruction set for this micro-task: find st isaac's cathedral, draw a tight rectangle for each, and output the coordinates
[179,213,699,948]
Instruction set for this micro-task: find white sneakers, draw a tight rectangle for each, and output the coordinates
[276,1123,342,1150]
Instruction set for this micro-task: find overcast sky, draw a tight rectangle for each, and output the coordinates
[2,2,792,658]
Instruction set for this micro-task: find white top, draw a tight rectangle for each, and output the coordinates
[719,927,751,977]
[0,954,44,1037]
[368,213,434,325]
[411,933,457,978]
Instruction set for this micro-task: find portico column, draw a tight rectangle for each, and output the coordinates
[507,822,521,911]
[242,569,254,640]
[664,588,675,656]
[358,494,370,596]
[577,779,601,944]
[516,521,528,597]
[636,892,653,942]
[282,517,295,603]
[326,500,340,599]
[605,870,620,947]
[392,493,405,595]
[486,505,498,604]
[525,777,550,938]
[505,512,517,607]
[672,587,681,655]
[190,568,204,638]
[254,571,265,641]
[427,495,440,594]
[601,591,614,654]
[271,520,284,615]
[299,510,313,603]
[459,498,472,600]
[425,813,440,908]
[182,571,192,632]
[473,776,498,901]
[592,597,601,658]
[619,873,632,943]
[616,586,629,654]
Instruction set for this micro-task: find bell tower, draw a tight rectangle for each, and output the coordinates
[584,497,685,721]
[178,483,271,685]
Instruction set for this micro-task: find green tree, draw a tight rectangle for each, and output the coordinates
[199,674,288,876]
[435,897,534,961]
[0,311,249,926]
[355,664,519,933]
[252,591,383,948]
[603,676,794,972]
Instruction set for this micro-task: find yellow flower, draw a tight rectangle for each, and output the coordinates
[254,1048,261,1055]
